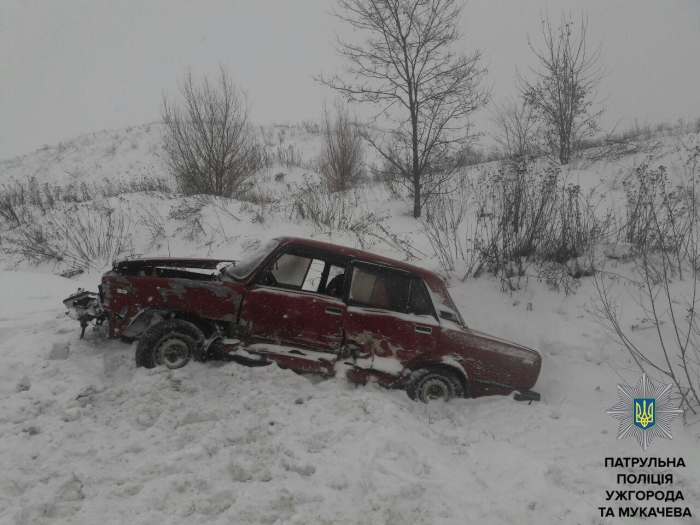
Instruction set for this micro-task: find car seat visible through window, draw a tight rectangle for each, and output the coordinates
[325,273,345,297]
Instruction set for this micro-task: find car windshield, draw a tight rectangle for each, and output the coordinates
[226,238,280,280]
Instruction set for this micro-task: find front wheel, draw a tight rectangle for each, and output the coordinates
[406,367,466,403]
[135,320,204,369]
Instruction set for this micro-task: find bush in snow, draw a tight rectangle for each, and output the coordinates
[420,158,607,292]
[288,177,416,258]
[592,142,700,417]
[487,97,537,159]
[472,159,607,292]
[0,175,171,229]
[300,119,320,135]
[274,145,304,170]
[290,177,382,248]
[419,179,472,275]
[621,157,696,270]
[2,203,134,272]
[316,101,365,192]
[161,68,264,199]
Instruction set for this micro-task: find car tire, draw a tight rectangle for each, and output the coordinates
[135,320,204,369]
[406,367,466,403]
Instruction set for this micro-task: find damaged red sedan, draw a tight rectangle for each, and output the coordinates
[64,237,542,403]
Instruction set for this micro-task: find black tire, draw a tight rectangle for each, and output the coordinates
[135,320,204,369]
[406,367,466,403]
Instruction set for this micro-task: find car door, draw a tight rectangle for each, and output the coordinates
[343,261,438,377]
[239,245,349,372]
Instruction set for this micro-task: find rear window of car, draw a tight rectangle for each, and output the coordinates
[348,264,412,313]
[226,238,280,280]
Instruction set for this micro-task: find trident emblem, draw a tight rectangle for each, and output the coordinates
[634,398,655,429]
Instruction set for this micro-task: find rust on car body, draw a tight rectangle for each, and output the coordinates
[94,237,541,399]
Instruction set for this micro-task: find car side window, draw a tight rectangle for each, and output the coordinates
[301,259,326,291]
[323,265,346,297]
[407,278,434,316]
[348,264,411,313]
[268,254,312,288]
[262,250,348,297]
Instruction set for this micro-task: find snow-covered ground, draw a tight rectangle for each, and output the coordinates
[1,270,699,525]
[1,127,699,524]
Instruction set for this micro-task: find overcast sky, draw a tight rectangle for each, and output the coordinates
[1,0,699,160]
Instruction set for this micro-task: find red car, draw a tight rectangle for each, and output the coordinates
[64,237,542,402]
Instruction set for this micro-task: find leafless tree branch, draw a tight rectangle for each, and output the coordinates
[517,13,607,164]
[316,0,489,217]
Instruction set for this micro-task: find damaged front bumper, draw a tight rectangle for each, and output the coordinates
[63,289,106,338]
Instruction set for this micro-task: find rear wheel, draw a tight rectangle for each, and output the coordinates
[135,320,204,369]
[406,367,466,403]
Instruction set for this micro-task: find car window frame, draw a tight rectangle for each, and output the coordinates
[344,260,439,321]
[406,276,438,320]
[254,244,351,297]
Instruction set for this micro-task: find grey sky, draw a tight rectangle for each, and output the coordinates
[1,0,699,160]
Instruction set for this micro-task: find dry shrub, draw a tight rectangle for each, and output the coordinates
[161,68,264,198]
[0,175,171,228]
[420,181,471,273]
[488,97,537,158]
[3,204,134,271]
[290,177,382,245]
[420,158,607,293]
[316,101,365,192]
[289,177,417,257]
[168,198,207,243]
[472,160,605,292]
[583,120,663,164]
[592,143,700,417]
[622,158,696,273]
[134,203,168,250]
[274,145,304,169]
[301,120,321,135]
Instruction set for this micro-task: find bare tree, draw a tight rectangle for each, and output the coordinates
[317,100,365,192]
[517,13,606,165]
[161,68,263,198]
[317,0,489,218]
[487,97,537,158]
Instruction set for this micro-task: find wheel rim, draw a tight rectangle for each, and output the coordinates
[419,376,452,402]
[156,336,191,369]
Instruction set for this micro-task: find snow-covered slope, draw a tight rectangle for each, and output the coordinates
[0,123,327,188]
[1,127,699,524]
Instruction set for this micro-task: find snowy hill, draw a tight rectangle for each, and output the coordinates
[0,123,331,189]
[1,126,699,524]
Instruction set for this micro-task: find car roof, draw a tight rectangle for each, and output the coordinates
[277,236,442,285]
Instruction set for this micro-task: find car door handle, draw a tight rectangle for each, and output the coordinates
[325,307,343,316]
[415,325,432,334]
